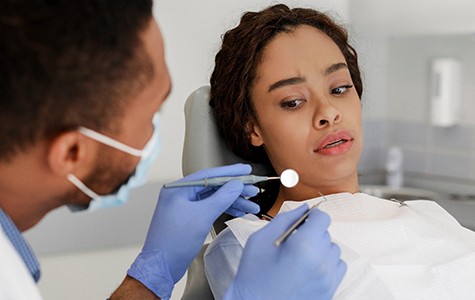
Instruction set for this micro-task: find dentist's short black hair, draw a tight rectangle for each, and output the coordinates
[0,0,154,161]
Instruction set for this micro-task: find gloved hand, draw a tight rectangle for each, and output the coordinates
[127,164,259,299]
[224,204,346,300]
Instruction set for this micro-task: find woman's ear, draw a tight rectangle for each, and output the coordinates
[47,131,91,176]
[248,121,264,147]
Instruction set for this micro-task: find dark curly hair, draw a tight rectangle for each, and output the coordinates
[0,0,154,161]
[209,4,363,213]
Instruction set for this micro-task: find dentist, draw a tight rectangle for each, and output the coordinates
[0,1,345,299]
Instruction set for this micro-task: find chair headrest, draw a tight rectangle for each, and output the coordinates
[182,86,270,176]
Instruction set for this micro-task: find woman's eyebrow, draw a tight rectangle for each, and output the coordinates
[268,77,306,92]
[324,62,348,76]
[267,63,348,93]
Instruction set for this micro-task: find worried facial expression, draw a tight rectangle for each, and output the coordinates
[249,25,362,200]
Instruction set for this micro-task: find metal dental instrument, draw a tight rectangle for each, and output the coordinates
[163,168,299,189]
[163,174,280,188]
[274,193,327,247]
[389,198,407,207]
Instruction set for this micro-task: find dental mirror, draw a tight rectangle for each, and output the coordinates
[280,169,299,188]
[163,168,299,188]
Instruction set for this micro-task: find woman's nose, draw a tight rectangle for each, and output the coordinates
[313,102,342,129]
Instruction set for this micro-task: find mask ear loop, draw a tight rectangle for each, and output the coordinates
[141,113,161,158]
[140,127,159,158]
[67,174,100,199]
[78,127,143,157]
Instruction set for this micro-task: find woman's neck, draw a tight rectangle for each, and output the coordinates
[266,177,359,217]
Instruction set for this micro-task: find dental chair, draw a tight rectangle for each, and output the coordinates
[180,86,269,300]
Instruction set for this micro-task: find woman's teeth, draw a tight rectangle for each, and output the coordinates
[324,139,347,148]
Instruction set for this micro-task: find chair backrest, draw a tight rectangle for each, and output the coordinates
[180,86,269,300]
[180,243,213,300]
[182,85,270,235]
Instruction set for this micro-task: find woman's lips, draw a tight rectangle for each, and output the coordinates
[314,131,354,156]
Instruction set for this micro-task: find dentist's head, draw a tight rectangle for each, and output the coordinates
[0,0,171,230]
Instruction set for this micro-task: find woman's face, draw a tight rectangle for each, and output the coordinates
[250,25,362,200]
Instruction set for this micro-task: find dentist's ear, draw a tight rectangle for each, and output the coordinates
[47,131,94,176]
[247,121,264,147]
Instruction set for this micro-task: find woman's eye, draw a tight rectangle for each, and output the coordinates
[280,99,304,109]
[332,84,353,95]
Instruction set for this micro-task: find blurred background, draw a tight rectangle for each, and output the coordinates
[24,0,475,298]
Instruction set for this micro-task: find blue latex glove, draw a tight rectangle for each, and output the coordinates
[127,164,259,299]
[224,204,346,300]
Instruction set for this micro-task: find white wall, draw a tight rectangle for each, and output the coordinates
[350,0,475,122]
[384,34,475,124]
[37,244,189,300]
[350,0,475,36]
[34,1,350,299]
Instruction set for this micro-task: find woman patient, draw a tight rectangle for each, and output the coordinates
[204,4,475,300]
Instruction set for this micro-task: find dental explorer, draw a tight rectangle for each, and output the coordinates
[274,193,328,247]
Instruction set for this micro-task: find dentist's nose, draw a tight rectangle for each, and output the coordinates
[313,101,342,129]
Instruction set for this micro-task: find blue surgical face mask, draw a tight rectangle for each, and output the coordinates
[67,113,160,212]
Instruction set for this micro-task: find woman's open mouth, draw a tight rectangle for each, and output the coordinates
[314,131,354,156]
[323,139,348,148]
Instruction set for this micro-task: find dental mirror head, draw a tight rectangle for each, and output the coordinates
[280,169,299,188]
